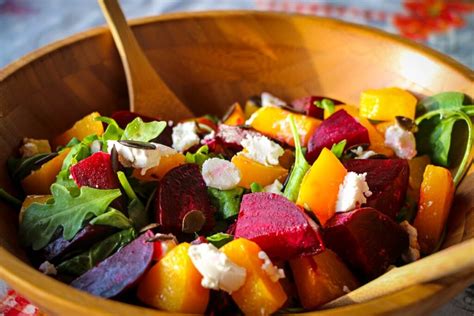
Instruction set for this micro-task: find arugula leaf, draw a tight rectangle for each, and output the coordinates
[121,117,166,142]
[117,171,149,229]
[206,232,234,248]
[19,184,122,250]
[56,228,135,276]
[283,115,310,202]
[415,105,473,185]
[315,98,335,115]
[185,145,211,166]
[208,187,244,220]
[330,139,347,158]
[96,116,124,150]
[418,92,468,113]
[90,208,132,229]
[250,182,263,193]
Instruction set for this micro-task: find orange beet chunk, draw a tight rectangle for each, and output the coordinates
[223,103,246,126]
[137,243,210,313]
[52,112,104,148]
[220,238,287,315]
[296,148,347,226]
[290,249,359,309]
[249,106,321,146]
[21,149,70,195]
[132,153,186,181]
[413,165,454,255]
[231,155,288,189]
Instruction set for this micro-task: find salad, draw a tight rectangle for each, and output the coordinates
[2,87,473,315]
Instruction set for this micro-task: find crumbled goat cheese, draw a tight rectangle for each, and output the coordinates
[90,140,102,154]
[336,172,372,213]
[385,124,417,159]
[257,251,285,282]
[202,158,241,190]
[400,220,421,263]
[19,138,51,158]
[172,121,200,152]
[351,146,378,159]
[263,180,283,195]
[188,243,247,293]
[240,135,284,166]
[261,92,287,108]
[39,261,57,276]
[107,141,177,175]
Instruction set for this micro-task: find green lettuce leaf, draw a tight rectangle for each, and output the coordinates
[283,115,310,202]
[89,208,132,229]
[330,139,347,159]
[96,116,124,150]
[208,187,244,220]
[56,227,135,276]
[185,145,211,166]
[250,182,263,193]
[121,117,166,142]
[117,171,150,229]
[19,184,122,250]
[206,232,234,248]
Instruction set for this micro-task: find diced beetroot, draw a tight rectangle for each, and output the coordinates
[344,159,409,220]
[291,96,343,119]
[324,207,408,281]
[156,164,215,234]
[70,230,154,298]
[215,124,262,151]
[234,193,324,260]
[111,111,157,129]
[39,224,115,262]
[151,124,173,147]
[306,110,369,163]
[70,152,119,189]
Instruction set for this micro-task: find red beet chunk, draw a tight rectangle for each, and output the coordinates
[39,224,115,262]
[291,96,342,119]
[111,111,157,129]
[156,164,215,234]
[324,207,408,281]
[306,110,369,163]
[70,230,154,298]
[344,159,409,220]
[70,152,119,189]
[234,193,324,260]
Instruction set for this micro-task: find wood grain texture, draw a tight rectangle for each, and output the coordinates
[97,0,193,121]
[0,11,473,316]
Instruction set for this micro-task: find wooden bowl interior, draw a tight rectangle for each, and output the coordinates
[0,11,472,315]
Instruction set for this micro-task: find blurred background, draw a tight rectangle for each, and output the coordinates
[0,0,473,315]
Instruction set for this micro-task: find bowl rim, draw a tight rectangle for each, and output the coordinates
[0,10,473,315]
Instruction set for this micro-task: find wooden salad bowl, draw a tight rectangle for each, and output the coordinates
[0,11,473,316]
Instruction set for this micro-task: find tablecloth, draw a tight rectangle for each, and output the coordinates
[0,1,473,315]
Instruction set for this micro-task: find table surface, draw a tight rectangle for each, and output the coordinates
[0,0,473,315]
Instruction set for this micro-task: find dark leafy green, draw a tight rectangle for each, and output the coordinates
[330,139,347,159]
[0,188,22,208]
[283,115,310,202]
[56,228,135,276]
[20,184,122,250]
[206,233,234,248]
[415,92,474,185]
[185,145,211,166]
[208,187,244,220]
[117,171,149,229]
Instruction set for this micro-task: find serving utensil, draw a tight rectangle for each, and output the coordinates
[98,0,193,121]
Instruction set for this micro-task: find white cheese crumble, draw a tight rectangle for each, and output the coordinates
[107,141,177,175]
[202,158,241,190]
[172,122,200,152]
[257,251,285,282]
[263,180,283,195]
[90,139,102,154]
[336,172,372,213]
[351,146,378,159]
[240,135,284,166]
[400,220,421,263]
[384,124,417,159]
[19,138,51,158]
[188,243,247,293]
[261,92,287,108]
[39,261,57,276]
